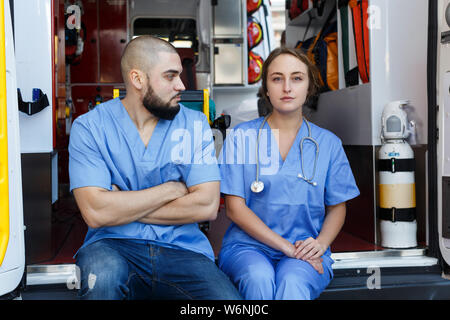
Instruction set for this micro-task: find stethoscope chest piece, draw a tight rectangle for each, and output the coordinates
[251,180,264,193]
[297,173,318,186]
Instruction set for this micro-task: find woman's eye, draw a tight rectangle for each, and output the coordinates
[293,76,302,81]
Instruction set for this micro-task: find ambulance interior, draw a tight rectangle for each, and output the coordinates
[22,0,436,273]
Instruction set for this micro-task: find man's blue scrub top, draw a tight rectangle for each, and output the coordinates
[69,98,220,261]
[219,117,360,258]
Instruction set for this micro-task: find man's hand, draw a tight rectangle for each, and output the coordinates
[168,181,189,198]
[137,181,219,225]
[111,181,188,198]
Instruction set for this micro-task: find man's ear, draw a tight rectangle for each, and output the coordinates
[129,69,145,90]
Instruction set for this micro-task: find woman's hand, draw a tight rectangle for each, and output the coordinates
[281,241,298,259]
[294,237,327,261]
[306,257,324,274]
[283,241,324,274]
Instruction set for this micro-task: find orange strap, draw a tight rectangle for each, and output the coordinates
[350,0,370,83]
[324,32,339,90]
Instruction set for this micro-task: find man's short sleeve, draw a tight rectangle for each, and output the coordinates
[184,114,221,188]
[218,128,246,199]
[69,119,111,191]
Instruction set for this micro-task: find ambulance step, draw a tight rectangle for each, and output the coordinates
[319,265,450,300]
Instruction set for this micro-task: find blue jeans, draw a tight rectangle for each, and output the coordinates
[76,238,242,300]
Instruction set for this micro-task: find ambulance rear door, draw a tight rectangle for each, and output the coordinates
[438,0,450,268]
[0,0,26,298]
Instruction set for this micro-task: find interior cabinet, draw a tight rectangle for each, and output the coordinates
[70,0,127,84]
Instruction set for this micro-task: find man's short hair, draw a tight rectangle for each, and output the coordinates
[120,35,178,85]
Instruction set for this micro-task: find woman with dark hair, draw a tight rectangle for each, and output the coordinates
[218,47,360,300]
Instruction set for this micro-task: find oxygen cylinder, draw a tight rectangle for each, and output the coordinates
[378,101,417,248]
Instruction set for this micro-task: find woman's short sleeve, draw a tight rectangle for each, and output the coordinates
[324,139,360,206]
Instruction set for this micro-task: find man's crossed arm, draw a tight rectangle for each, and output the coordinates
[73,181,220,228]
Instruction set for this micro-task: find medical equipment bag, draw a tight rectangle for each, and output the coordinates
[295,3,338,91]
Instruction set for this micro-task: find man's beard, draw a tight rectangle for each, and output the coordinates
[142,85,181,120]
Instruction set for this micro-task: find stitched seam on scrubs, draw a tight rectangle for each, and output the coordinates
[325,189,360,206]
[220,189,246,199]
[186,176,221,189]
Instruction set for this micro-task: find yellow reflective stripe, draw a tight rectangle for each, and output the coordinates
[203,89,211,125]
[0,0,9,267]
[379,183,416,209]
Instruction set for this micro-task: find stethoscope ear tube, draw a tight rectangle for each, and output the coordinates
[252,115,268,193]
[299,119,319,186]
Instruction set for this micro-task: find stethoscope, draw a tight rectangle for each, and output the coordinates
[251,114,319,193]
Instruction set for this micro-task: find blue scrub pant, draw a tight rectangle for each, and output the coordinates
[76,238,242,300]
[219,245,333,300]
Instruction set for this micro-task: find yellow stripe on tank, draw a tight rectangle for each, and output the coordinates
[379,183,416,208]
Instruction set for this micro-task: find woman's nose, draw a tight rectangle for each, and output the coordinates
[283,80,291,92]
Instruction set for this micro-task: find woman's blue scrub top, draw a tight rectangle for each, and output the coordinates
[219,117,360,258]
[69,98,220,261]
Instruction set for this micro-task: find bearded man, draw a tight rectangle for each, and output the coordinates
[68,35,241,300]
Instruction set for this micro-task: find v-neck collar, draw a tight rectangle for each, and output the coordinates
[114,98,170,162]
[263,117,306,170]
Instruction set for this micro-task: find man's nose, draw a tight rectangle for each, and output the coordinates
[175,76,186,91]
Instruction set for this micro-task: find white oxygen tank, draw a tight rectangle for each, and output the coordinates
[378,101,417,248]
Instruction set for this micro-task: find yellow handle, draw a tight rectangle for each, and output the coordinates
[0,0,10,267]
[203,89,211,125]
[113,88,120,99]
